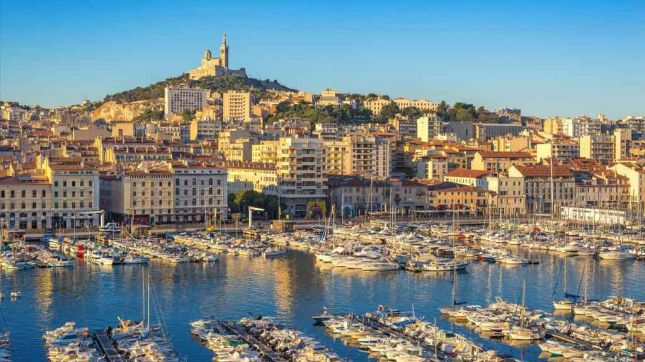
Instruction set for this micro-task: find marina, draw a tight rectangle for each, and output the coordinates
[1,228,643,361]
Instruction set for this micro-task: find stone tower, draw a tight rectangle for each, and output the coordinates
[219,33,229,69]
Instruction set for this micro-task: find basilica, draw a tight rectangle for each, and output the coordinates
[188,33,247,80]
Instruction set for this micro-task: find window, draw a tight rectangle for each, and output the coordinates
[21,191,26,198]
[80,181,84,187]
[88,181,92,187]
[72,181,76,187]
[63,181,67,187]
[32,190,36,197]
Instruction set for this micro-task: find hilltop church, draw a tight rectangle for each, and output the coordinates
[188,33,247,80]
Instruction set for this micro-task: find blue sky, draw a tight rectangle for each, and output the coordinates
[1,0,644,119]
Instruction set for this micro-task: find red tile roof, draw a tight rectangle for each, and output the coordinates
[477,151,532,159]
[445,168,491,178]
[513,164,572,177]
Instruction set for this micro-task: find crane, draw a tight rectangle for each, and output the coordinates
[248,206,265,228]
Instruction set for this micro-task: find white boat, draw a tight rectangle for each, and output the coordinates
[361,261,399,271]
[263,248,287,258]
[598,249,637,260]
[553,299,574,311]
[123,255,149,264]
[507,326,542,340]
[10,291,20,299]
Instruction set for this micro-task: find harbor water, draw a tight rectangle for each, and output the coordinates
[4,249,644,361]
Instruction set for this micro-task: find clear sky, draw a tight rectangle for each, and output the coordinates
[1,0,644,119]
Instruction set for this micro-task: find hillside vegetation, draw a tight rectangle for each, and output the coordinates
[102,74,297,104]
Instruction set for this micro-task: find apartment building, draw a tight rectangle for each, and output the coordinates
[0,173,51,233]
[323,139,348,175]
[416,115,441,142]
[164,87,208,119]
[173,163,228,222]
[535,139,580,162]
[471,151,533,175]
[580,134,614,164]
[343,134,376,177]
[425,182,492,216]
[486,175,526,216]
[101,162,227,225]
[276,136,327,217]
[42,158,101,230]
[223,91,252,122]
[475,123,525,141]
[508,164,576,215]
[251,140,279,164]
[105,169,174,225]
[444,168,491,189]
[223,161,277,195]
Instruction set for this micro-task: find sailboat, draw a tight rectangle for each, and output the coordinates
[552,259,579,311]
[508,280,543,340]
[438,212,468,319]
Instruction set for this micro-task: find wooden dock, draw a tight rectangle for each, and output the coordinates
[93,329,125,362]
[220,321,287,362]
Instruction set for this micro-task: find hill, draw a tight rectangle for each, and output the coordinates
[102,74,297,104]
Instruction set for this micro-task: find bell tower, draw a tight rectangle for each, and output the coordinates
[219,33,229,69]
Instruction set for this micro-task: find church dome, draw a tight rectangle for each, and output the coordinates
[204,49,212,60]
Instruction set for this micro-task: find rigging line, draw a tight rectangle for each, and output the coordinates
[150,281,168,340]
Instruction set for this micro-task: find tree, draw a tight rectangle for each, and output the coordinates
[228,190,284,220]
[182,109,195,122]
[377,102,400,121]
[401,106,423,120]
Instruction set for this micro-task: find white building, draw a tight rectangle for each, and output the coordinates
[164,87,208,119]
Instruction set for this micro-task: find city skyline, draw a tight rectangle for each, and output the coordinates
[1,1,644,119]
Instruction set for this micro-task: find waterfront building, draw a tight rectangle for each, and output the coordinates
[43,157,101,230]
[471,151,533,175]
[164,87,208,119]
[327,175,389,217]
[172,162,228,222]
[425,182,492,216]
[508,164,576,215]
[276,136,327,218]
[223,161,277,195]
[0,173,51,234]
[444,168,491,189]
[223,91,252,122]
[610,161,645,210]
[486,175,526,216]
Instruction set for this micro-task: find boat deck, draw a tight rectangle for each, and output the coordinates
[219,321,287,362]
[93,329,125,362]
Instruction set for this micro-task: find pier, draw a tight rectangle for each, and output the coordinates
[93,329,125,362]
[357,313,449,359]
[220,321,287,362]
